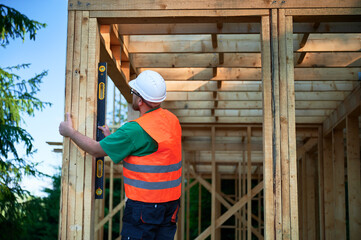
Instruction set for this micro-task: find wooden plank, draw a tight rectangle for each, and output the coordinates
[128,34,361,53]
[67,11,83,239]
[285,8,361,16]
[166,80,357,92]
[271,9,283,240]
[83,16,99,240]
[74,11,90,240]
[165,91,349,101]
[294,22,361,33]
[247,127,252,240]
[301,154,308,239]
[109,22,361,35]
[138,67,361,81]
[108,161,114,240]
[70,0,361,11]
[323,85,361,136]
[279,9,291,239]
[211,127,216,240]
[323,136,334,239]
[295,52,361,67]
[133,53,262,68]
[346,115,361,239]
[133,52,361,68]
[118,22,260,35]
[162,100,341,109]
[60,10,75,240]
[317,127,325,240]
[261,15,275,240]
[332,129,347,240]
[286,15,299,239]
[306,153,316,239]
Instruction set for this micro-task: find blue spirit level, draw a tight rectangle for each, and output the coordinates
[95,62,107,199]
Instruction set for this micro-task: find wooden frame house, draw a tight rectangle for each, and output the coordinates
[60,0,361,239]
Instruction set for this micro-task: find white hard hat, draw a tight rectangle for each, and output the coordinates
[129,70,166,103]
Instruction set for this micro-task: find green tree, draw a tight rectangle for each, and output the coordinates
[0,4,51,238]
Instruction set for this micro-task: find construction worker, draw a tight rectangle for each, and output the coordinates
[59,70,182,240]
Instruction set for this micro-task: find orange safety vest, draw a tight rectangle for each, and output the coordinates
[123,108,182,203]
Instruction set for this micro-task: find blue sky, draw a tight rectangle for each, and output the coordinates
[1,0,68,196]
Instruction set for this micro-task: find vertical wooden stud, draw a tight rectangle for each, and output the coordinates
[108,161,114,240]
[317,127,325,240]
[84,15,100,240]
[60,10,75,240]
[346,115,361,239]
[306,153,316,239]
[323,136,334,239]
[211,126,216,240]
[279,9,291,239]
[285,15,299,239]
[301,155,307,239]
[247,127,252,240]
[332,129,346,239]
[261,14,275,240]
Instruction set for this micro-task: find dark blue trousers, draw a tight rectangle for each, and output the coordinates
[121,198,180,240]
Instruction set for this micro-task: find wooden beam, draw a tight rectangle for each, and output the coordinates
[60,10,75,240]
[346,115,361,239]
[323,136,334,239]
[69,1,361,11]
[211,126,216,240]
[317,127,325,240]
[128,35,361,53]
[279,10,291,239]
[306,153,317,239]
[261,15,275,240]
[83,16,100,240]
[286,15,300,239]
[296,138,318,160]
[332,129,347,239]
[100,35,132,102]
[323,85,361,136]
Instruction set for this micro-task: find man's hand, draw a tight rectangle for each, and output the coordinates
[98,125,111,137]
[59,112,75,137]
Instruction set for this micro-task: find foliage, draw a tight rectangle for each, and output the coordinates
[0,3,51,238]
[20,172,61,240]
[0,4,46,47]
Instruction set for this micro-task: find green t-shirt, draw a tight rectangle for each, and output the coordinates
[99,110,159,164]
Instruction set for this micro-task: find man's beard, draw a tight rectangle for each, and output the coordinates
[132,101,140,111]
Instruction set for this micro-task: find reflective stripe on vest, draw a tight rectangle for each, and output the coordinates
[123,176,182,190]
[123,108,182,203]
[123,161,182,173]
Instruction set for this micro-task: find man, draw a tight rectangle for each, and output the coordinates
[59,70,182,240]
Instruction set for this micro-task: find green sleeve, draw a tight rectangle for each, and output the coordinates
[99,122,158,164]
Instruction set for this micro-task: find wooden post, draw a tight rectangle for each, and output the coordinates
[271,9,282,240]
[332,129,346,239]
[261,14,275,240]
[306,153,316,239]
[211,126,216,239]
[346,115,361,239]
[285,15,299,240]
[247,127,252,240]
[60,10,75,240]
[323,135,334,239]
[279,9,291,240]
[108,161,114,240]
[317,127,325,240]
[60,11,99,240]
[301,154,307,239]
